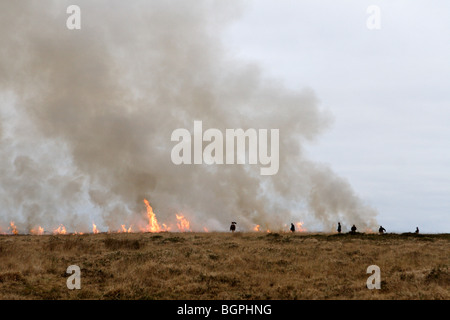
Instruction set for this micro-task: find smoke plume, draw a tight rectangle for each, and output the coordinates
[0,0,377,233]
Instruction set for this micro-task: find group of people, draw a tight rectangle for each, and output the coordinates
[337,222,420,234]
[229,221,420,234]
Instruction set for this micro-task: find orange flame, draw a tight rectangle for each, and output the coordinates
[296,222,307,232]
[30,226,44,235]
[92,223,99,234]
[203,227,209,232]
[176,214,191,232]
[9,221,18,235]
[253,225,272,232]
[120,224,132,233]
[143,199,162,232]
[53,224,67,235]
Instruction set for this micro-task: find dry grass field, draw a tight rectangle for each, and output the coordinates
[0,232,448,300]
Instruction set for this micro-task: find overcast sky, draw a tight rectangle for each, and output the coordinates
[224,0,450,233]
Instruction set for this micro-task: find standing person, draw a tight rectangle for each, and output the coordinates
[337,222,342,234]
[351,224,357,233]
[379,226,386,234]
[415,227,419,234]
[290,223,295,233]
[230,222,236,232]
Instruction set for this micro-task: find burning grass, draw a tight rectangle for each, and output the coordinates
[0,199,306,236]
[0,232,448,300]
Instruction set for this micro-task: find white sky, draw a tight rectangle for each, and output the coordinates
[224,0,450,233]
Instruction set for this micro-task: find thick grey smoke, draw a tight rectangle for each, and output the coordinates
[0,0,377,233]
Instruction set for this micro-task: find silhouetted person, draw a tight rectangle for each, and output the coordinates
[415,227,419,234]
[350,224,357,233]
[290,223,295,233]
[230,222,236,232]
[379,226,386,234]
[337,222,342,233]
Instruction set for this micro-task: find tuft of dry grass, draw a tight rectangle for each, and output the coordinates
[0,232,448,300]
